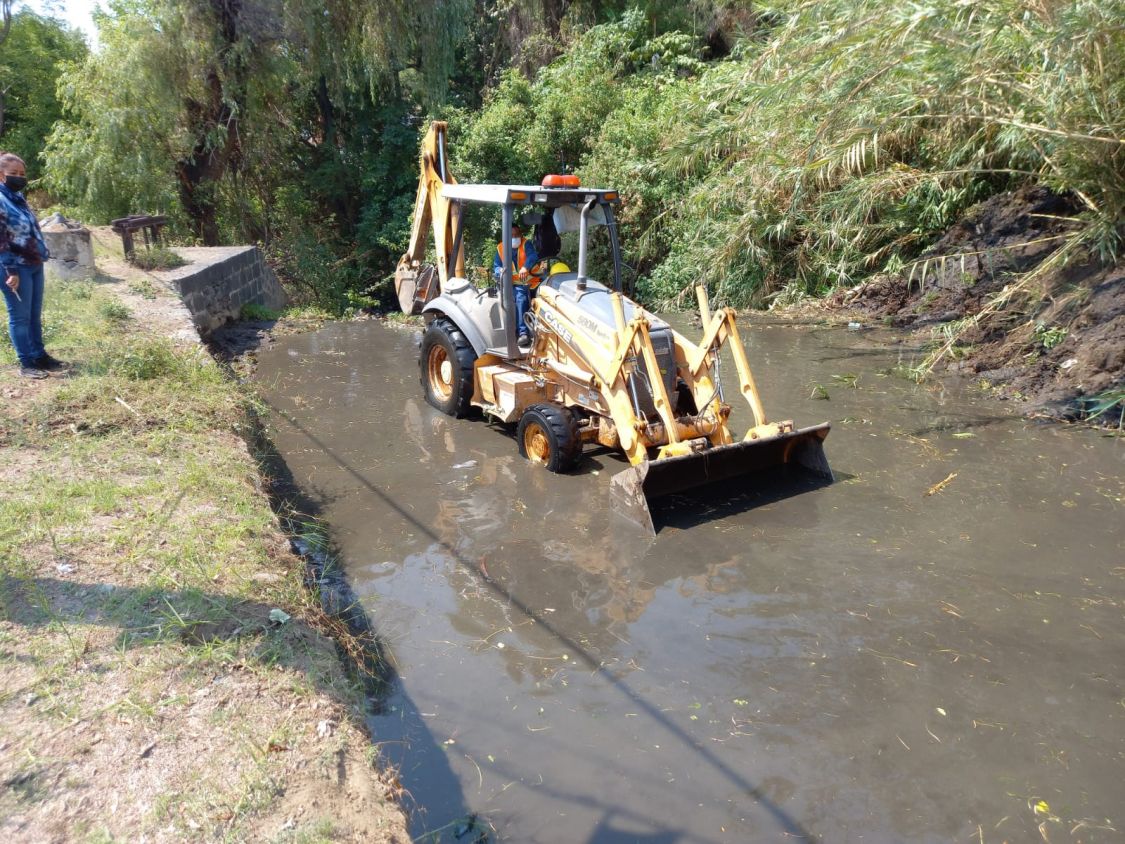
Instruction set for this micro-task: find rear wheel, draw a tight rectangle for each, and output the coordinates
[420,317,476,417]
[517,403,582,472]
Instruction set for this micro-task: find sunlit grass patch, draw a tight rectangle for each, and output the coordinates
[0,268,405,840]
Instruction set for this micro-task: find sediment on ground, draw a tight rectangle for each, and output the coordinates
[822,185,1124,426]
[0,239,408,842]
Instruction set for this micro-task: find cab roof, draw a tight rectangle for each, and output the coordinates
[440,183,620,206]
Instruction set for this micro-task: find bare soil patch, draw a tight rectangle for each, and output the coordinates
[827,186,1124,424]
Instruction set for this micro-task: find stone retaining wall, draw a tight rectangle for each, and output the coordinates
[158,246,287,335]
[43,226,96,281]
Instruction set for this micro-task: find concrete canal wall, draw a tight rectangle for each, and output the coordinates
[161,245,287,335]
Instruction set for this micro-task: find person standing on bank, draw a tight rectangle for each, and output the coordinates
[0,152,60,379]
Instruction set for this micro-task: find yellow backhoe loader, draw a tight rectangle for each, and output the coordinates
[396,122,831,533]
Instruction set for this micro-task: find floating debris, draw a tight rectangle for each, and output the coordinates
[925,472,958,496]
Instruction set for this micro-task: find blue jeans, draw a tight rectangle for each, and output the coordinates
[514,284,531,338]
[1,264,46,367]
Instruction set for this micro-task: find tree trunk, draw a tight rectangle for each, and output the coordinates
[316,75,335,148]
[173,0,248,244]
[1,0,12,46]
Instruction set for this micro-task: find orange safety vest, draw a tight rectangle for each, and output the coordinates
[496,239,542,288]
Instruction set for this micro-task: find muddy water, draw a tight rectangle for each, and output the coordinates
[256,317,1123,843]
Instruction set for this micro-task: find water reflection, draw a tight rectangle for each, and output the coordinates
[257,317,1125,844]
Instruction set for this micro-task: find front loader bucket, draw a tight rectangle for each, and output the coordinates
[610,423,832,534]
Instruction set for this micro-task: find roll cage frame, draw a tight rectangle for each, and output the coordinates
[439,183,624,359]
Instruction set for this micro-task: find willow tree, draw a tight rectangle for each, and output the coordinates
[45,0,287,240]
[0,10,87,156]
[45,0,466,243]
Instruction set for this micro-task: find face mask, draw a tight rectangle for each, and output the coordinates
[510,237,521,248]
[3,176,28,193]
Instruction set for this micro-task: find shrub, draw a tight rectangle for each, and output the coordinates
[240,302,282,321]
[98,300,132,323]
[131,246,187,271]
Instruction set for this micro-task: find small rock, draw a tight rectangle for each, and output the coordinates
[55,563,76,575]
[268,608,291,625]
[139,740,157,759]
[848,321,863,330]
[316,719,337,738]
[1060,357,1077,370]
[452,460,478,469]
[24,693,38,707]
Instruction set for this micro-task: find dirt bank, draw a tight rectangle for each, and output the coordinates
[825,185,1124,426]
[0,232,408,842]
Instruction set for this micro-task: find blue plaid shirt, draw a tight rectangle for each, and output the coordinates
[0,183,49,271]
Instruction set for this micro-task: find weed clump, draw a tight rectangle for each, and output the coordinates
[102,339,195,381]
[98,300,131,323]
[130,246,186,271]
[239,302,282,321]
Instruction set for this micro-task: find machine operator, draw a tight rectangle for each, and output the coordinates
[492,222,539,349]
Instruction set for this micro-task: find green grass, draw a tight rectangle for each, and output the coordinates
[0,279,403,840]
[240,302,283,321]
[130,245,186,271]
[1082,388,1125,429]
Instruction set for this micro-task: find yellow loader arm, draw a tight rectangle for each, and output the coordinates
[396,121,465,314]
[591,285,831,531]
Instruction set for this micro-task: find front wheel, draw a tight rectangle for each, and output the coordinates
[420,317,477,417]
[517,403,582,472]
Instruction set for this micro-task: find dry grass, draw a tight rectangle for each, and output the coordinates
[0,277,408,842]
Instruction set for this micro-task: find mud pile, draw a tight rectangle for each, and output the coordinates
[831,185,1124,423]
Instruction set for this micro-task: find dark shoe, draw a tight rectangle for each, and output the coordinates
[18,366,48,380]
[517,334,533,350]
[34,353,65,371]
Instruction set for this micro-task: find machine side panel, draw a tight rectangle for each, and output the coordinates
[423,289,504,357]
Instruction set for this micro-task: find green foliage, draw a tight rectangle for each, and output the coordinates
[264,208,370,315]
[1082,388,1125,429]
[98,299,132,322]
[455,0,1123,310]
[645,0,1125,306]
[131,246,186,270]
[43,3,193,225]
[35,0,1125,314]
[240,302,281,321]
[96,338,211,382]
[454,12,703,179]
[1034,322,1068,351]
[0,10,87,166]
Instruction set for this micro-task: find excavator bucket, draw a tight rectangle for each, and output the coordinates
[610,423,832,534]
[396,264,439,315]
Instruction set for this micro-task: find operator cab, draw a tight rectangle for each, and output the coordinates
[431,176,625,359]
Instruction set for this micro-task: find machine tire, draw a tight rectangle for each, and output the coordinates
[517,403,582,473]
[420,317,477,418]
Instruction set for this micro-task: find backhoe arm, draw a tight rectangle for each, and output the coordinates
[395,121,466,314]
